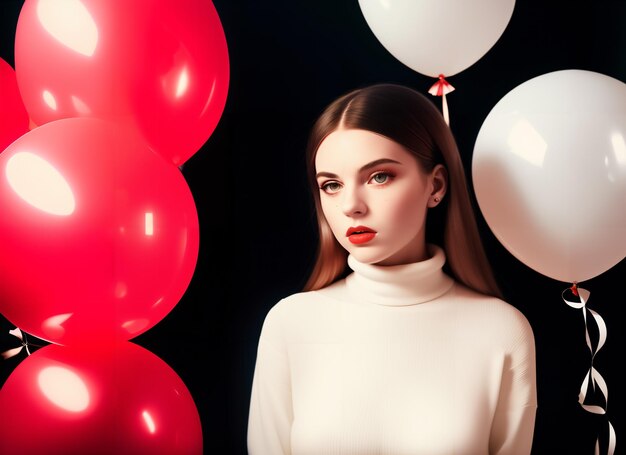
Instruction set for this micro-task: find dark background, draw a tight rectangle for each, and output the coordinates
[1,1,625,454]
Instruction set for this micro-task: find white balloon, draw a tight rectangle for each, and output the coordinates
[358,0,515,78]
[472,69,626,284]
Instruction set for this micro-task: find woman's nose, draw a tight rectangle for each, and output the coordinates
[341,186,367,217]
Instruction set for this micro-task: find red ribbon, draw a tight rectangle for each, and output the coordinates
[428,74,455,97]
[570,281,579,297]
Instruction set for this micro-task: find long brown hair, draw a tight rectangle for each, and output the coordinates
[303,83,502,299]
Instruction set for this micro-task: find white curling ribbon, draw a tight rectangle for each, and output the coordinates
[579,366,608,414]
[442,94,450,126]
[562,286,615,455]
[595,421,617,455]
[586,307,607,358]
[608,422,616,455]
[1,346,24,360]
[562,286,590,310]
[0,328,32,360]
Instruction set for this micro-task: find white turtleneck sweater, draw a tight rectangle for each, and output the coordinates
[248,246,537,455]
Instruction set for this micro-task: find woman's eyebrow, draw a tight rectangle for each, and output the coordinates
[316,158,402,179]
[316,171,338,179]
[359,158,402,172]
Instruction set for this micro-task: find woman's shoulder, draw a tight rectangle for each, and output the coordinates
[451,282,535,338]
[261,284,341,343]
[265,290,317,320]
[261,280,347,330]
[447,283,536,357]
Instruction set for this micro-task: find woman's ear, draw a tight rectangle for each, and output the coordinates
[427,164,448,208]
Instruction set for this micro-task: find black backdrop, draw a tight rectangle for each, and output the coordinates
[1,1,625,454]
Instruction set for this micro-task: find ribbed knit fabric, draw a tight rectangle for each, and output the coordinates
[248,245,537,455]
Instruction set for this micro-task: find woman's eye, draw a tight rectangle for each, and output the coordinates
[321,181,342,193]
[370,172,391,185]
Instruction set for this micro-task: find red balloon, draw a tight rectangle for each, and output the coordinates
[0,117,199,345]
[0,342,203,455]
[0,57,29,152]
[15,0,230,166]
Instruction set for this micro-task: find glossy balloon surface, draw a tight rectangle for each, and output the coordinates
[358,0,515,77]
[0,342,203,455]
[0,117,199,344]
[15,0,230,165]
[473,69,626,283]
[0,57,29,152]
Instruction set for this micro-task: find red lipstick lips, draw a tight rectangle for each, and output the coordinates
[346,226,377,245]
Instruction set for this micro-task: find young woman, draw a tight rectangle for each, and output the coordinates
[248,83,537,455]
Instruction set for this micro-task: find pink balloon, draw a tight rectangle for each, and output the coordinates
[15,0,230,166]
[0,342,203,455]
[0,57,29,152]
[0,117,199,345]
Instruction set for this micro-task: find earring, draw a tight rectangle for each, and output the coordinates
[434,196,440,203]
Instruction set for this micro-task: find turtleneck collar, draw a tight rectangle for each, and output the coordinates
[345,244,454,306]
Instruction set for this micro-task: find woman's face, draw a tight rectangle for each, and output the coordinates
[315,128,444,266]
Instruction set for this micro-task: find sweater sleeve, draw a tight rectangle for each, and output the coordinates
[247,303,293,455]
[489,311,538,455]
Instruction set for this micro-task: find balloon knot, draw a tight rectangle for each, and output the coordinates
[570,282,579,296]
[428,74,455,97]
